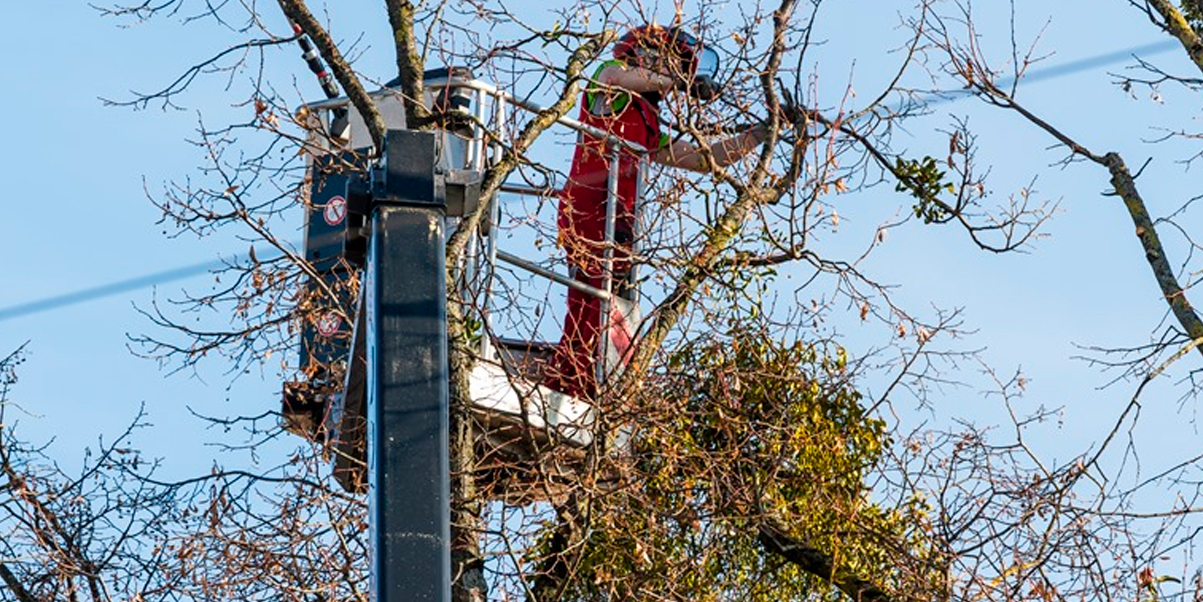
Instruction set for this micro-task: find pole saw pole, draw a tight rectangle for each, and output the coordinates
[287,18,350,139]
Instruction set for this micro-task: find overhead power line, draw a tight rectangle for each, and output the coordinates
[926,39,1178,106]
[0,39,1181,324]
[1013,40,1177,86]
[0,259,230,322]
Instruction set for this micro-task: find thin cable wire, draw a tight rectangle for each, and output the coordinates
[926,39,1177,107]
[1,258,233,322]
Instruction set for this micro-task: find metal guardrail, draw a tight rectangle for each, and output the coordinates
[495,250,612,301]
[305,75,647,387]
[302,78,652,157]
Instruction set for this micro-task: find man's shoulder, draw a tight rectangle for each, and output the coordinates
[585,60,634,116]
[592,59,627,80]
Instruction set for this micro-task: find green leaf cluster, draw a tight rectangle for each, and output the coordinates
[893,156,952,224]
[535,329,938,600]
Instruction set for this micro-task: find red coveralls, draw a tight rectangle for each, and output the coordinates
[547,64,666,399]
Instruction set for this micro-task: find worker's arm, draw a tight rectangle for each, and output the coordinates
[652,124,768,172]
[595,61,680,94]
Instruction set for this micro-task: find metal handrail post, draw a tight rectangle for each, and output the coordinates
[628,156,648,300]
[597,146,621,389]
[469,86,484,172]
[480,90,506,360]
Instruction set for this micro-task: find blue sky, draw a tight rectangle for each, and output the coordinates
[2,2,284,473]
[1,0,1200,500]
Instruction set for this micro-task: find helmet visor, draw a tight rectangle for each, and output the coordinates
[695,46,719,80]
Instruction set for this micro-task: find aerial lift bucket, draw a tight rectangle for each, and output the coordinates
[283,70,647,500]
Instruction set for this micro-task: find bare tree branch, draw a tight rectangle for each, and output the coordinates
[758,522,895,602]
[1141,0,1203,74]
[0,562,37,602]
[384,0,432,128]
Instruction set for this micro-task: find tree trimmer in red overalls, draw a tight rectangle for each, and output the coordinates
[547,24,771,399]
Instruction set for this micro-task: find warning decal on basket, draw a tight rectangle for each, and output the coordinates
[316,312,342,338]
[323,196,348,226]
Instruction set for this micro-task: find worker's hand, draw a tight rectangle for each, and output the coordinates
[778,88,807,129]
[772,87,809,143]
[597,62,678,94]
[686,75,722,102]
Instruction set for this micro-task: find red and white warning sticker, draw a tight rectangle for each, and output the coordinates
[316,312,342,338]
[323,195,348,226]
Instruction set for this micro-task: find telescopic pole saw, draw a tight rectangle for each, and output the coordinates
[287,19,350,140]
